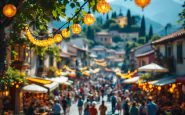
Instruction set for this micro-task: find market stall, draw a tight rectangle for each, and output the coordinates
[123,76,140,84]
[138,63,168,73]
[22,84,48,93]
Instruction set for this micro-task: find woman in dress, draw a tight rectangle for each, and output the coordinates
[116,97,122,115]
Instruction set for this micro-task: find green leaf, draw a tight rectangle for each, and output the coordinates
[76,2,81,7]
[70,3,75,8]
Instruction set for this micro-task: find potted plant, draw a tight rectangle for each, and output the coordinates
[37,65,48,77]
[47,66,56,77]
[11,58,28,70]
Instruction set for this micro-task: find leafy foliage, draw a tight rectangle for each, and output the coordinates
[137,37,146,44]
[109,23,121,31]
[102,19,117,29]
[148,34,161,43]
[140,73,152,80]
[1,67,27,90]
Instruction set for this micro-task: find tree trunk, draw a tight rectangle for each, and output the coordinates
[0,26,7,77]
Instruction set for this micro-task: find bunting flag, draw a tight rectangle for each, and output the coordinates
[63,65,76,72]
[94,58,104,62]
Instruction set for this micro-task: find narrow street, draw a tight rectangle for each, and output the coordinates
[69,96,116,115]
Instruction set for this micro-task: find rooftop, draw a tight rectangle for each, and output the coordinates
[136,50,155,58]
[91,48,105,51]
[130,43,150,52]
[106,49,115,52]
[67,43,86,51]
[152,29,185,45]
[115,52,125,55]
[96,31,111,36]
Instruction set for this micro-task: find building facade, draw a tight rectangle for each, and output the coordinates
[95,31,112,46]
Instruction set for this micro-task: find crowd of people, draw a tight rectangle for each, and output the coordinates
[24,72,185,115]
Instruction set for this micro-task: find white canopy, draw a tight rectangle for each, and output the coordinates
[138,63,168,73]
[90,53,97,58]
[155,78,176,86]
[49,76,68,84]
[44,82,59,91]
[84,70,92,74]
[123,76,140,84]
[61,71,70,76]
[22,84,48,93]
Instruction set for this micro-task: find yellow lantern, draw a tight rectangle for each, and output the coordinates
[96,0,110,14]
[12,82,15,86]
[134,0,151,10]
[26,52,29,57]
[54,34,63,43]
[3,4,17,18]
[149,84,153,89]
[62,28,71,38]
[172,84,176,88]
[169,88,173,93]
[72,24,81,35]
[84,12,96,26]
[157,86,161,91]
[16,84,19,88]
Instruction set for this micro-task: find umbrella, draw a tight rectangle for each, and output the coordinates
[123,76,140,84]
[138,63,168,73]
[22,84,48,93]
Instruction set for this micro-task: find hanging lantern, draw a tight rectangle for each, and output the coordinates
[16,84,19,88]
[149,84,153,89]
[96,0,110,14]
[172,84,176,88]
[62,28,71,38]
[54,34,63,43]
[169,88,173,93]
[3,4,17,18]
[134,0,151,10]
[71,24,81,35]
[157,86,161,91]
[84,12,96,26]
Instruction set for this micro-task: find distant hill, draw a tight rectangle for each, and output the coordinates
[52,0,183,36]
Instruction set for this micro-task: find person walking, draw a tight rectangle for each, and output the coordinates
[123,98,130,115]
[89,101,98,115]
[77,97,84,115]
[52,99,62,115]
[67,95,71,114]
[121,96,126,115]
[110,93,117,114]
[146,97,158,115]
[129,101,139,115]
[61,96,68,115]
[84,103,90,115]
[26,102,36,115]
[139,101,147,115]
[116,97,122,115]
[99,100,107,115]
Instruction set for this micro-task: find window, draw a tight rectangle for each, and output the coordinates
[165,45,173,57]
[105,38,107,41]
[12,45,26,60]
[142,60,146,66]
[49,56,53,66]
[101,38,103,41]
[177,43,183,64]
